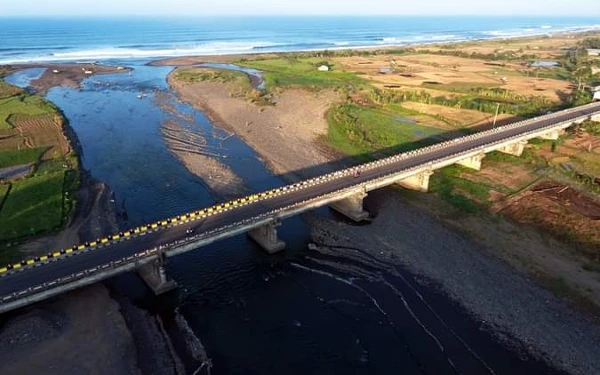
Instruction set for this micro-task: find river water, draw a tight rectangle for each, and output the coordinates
[6,63,562,374]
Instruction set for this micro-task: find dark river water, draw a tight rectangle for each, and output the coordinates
[6,63,562,374]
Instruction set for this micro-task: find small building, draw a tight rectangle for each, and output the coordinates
[52,69,60,74]
[530,60,560,68]
[84,70,93,75]
[594,91,600,101]
[317,65,330,72]
[593,85,600,92]
[587,49,600,56]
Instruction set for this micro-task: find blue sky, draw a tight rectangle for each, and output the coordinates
[1,0,598,16]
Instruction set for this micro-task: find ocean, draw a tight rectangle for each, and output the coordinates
[0,16,599,64]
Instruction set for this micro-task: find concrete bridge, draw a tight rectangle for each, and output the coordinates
[1,102,600,314]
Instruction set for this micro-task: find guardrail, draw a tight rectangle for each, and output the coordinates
[1,103,599,305]
[1,102,599,281]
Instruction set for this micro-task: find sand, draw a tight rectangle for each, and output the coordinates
[169,75,345,179]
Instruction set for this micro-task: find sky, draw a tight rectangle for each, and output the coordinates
[0,0,598,16]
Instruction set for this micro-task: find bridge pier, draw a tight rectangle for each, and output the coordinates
[329,191,370,222]
[456,152,485,171]
[499,140,528,157]
[539,129,565,141]
[397,170,434,192]
[248,220,286,254]
[137,255,178,295]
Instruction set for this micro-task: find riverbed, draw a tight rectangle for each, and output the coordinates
[2,62,577,374]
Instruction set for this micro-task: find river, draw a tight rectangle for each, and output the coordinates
[6,62,563,374]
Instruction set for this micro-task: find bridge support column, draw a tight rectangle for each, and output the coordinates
[397,170,434,192]
[539,129,565,141]
[499,140,528,157]
[249,220,286,254]
[329,191,369,222]
[456,152,485,171]
[138,255,178,295]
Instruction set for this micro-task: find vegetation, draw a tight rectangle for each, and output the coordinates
[0,184,8,208]
[368,87,555,117]
[0,69,79,245]
[238,57,364,91]
[0,172,65,241]
[327,103,445,158]
[0,147,47,169]
[0,95,57,129]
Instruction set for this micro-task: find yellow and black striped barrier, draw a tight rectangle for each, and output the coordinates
[0,172,337,277]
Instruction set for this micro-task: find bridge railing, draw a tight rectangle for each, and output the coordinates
[1,102,599,279]
[1,102,600,305]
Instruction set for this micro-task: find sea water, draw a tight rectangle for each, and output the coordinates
[0,16,599,64]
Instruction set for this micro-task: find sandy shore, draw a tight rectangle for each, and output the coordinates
[24,63,130,94]
[169,69,600,374]
[169,74,346,180]
[161,119,249,199]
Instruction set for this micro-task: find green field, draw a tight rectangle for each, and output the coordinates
[239,57,364,90]
[327,103,446,158]
[174,68,252,89]
[0,95,56,129]
[0,172,65,241]
[0,184,9,208]
[0,147,48,169]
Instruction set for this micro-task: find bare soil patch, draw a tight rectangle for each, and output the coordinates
[497,181,600,259]
[10,113,70,159]
[170,74,344,178]
[402,101,519,128]
[161,120,248,199]
[27,64,130,94]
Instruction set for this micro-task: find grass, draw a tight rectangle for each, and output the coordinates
[327,103,446,159]
[0,184,9,208]
[0,95,56,129]
[0,147,48,169]
[175,68,252,90]
[0,172,65,241]
[238,57,364,90]
[428,166,489,212]
[421,81,500,93]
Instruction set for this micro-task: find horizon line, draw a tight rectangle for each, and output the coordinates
[0,14,598,18]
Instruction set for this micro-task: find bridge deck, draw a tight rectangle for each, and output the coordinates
[1,102,599,308]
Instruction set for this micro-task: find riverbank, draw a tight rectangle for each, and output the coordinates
[167,46,600,373]
[0,65,181,375]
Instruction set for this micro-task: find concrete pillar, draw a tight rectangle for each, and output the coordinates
[539,129,565,141]
[498,140,528,157]
[329,191,369,222]
[138,255,178,295]
[456,152,485,171]
[397,170,434,192]
[248,220,286,254]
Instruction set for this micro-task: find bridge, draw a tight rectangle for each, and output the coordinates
[1,102,599,314]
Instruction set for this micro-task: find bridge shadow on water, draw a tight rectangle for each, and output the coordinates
[104,119,571,374]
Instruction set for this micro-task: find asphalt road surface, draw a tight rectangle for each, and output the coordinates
[1,102,599,305]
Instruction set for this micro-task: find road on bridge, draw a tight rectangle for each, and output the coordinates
[1,102,599,306]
